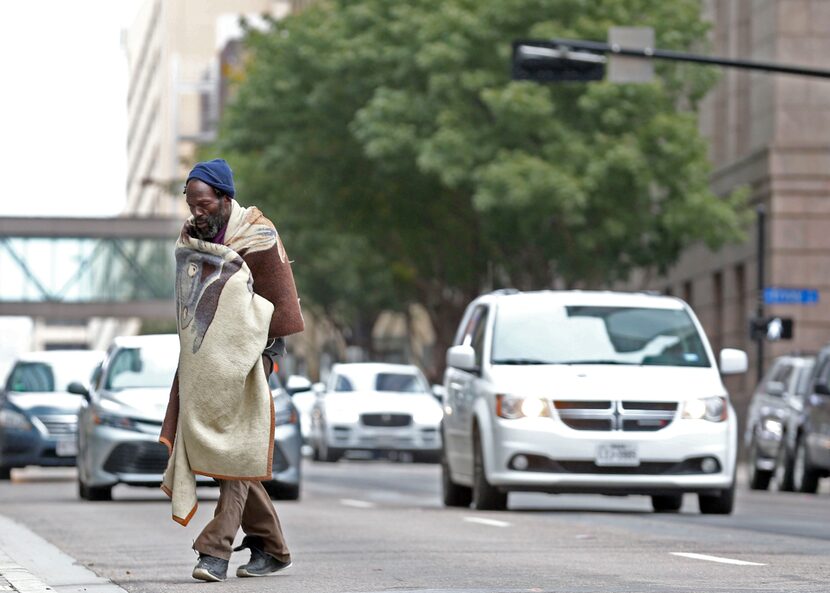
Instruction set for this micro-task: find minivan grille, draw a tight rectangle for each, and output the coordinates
[553,401,677,432]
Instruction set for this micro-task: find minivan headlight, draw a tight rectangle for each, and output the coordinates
[496,395,550,419]
[0,409,32,431]
[682,396,727,422]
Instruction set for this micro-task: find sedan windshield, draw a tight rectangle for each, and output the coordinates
[6,353,102,394]
[492,304,710,368]
[106,346,178,390]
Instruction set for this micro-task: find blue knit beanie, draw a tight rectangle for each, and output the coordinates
[186,159,235,197]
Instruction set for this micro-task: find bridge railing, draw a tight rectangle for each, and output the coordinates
[0,216,183,320]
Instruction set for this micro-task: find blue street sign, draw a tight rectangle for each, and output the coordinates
[763,287,820,305]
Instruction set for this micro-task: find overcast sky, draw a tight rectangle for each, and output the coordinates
[0,1,141,218]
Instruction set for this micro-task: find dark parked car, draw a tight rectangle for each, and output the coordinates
[744,354,814,490]
[784,343,830,493]
[0,350,104,479]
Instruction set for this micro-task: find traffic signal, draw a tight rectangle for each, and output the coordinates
[512,41,606,82]
[749,317,794,341]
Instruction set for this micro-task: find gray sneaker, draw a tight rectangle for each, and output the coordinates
[192,554,228,582]
[234,537,292,578]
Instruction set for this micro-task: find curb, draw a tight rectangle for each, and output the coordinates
[0,549,51,593]
[0,514,127,593]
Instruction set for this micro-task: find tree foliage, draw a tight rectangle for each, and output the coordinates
[218,0,747,373]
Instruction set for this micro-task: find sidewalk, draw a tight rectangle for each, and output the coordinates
[0,514,127,593]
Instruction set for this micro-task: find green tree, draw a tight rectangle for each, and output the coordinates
[219,0,747,377]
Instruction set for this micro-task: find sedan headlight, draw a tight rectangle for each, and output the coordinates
[496,394,550,419]
[92,409,142,432]
[0,408,33,431]
[682,396,727,422]
[273,393,298,427]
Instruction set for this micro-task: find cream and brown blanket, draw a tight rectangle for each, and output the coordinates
[161,200,289,525]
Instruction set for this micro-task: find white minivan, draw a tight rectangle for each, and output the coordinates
[441,290,747,514]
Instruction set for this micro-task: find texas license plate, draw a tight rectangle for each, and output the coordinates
[56,439,78,457]
[596,443,639,467]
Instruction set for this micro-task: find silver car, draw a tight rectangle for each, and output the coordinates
[75,334,301,500]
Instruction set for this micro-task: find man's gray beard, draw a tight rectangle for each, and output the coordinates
[191,211,224,240]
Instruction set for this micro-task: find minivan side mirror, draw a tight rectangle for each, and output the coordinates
[766,380,786,397]
[719,348,748,375]
[67,382,90,401]
[447,345,477,372]
[285,375,313,396]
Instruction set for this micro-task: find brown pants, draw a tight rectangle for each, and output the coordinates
[193,480,291,562]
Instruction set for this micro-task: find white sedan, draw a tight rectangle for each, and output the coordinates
[310,363,442,462]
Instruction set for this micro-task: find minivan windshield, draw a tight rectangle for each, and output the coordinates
[491,304,711,368]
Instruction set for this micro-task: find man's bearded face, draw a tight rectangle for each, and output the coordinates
[191,198,227,240]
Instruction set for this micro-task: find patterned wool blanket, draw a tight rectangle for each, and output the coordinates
[162,200,279,526]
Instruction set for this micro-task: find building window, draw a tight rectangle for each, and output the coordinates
[683,281,693,308]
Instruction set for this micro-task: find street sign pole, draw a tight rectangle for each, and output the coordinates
[756,205,766,383]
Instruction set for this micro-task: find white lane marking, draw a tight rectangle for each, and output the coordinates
[671,552,767,566]
[463,516,511,528]
[340,498,377,509]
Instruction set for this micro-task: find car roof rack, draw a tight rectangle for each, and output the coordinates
[489,288,521,296]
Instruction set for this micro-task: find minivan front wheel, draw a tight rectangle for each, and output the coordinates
[441,446,472,507]
[472,433,507,511]
[698,482,734,515]
[651,494,683,513]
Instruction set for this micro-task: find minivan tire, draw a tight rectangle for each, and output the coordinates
[472,433,507,511]
[747,437,772,490]
[441,447,472,507]
[793,435,820,494]
[698,482,735,514]
[0,466,11,481]
[651,494,683,513]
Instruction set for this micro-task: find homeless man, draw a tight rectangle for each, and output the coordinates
[159,158,304,582]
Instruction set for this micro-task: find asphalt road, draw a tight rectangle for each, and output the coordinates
[0,460,829,593]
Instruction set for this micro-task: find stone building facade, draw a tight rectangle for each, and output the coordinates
[649,0,830,415]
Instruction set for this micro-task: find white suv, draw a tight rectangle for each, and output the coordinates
[441,290,747,514]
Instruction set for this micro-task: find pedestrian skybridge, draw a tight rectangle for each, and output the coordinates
[0,216,182,320]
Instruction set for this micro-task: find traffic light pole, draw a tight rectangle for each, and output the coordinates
[532,38,830,80]
[756,205,766,384]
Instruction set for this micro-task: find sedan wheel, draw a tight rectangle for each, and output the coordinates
[472,433,507,511]
[773,442,795,492]
[79,477,112,501]
[747,438,772,491]
[793,435,820,494]
[318,435,342,463]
